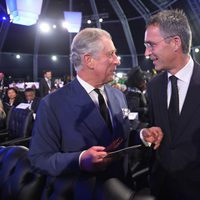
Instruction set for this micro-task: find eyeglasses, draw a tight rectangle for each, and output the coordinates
[144,35,175,50]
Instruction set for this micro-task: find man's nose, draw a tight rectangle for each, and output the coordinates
[144,47,152,57]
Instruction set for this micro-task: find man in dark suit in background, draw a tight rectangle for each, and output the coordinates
[39,70,54,97]
[29,28,162,200]
[142,9,200,200]
[24,88,41,113]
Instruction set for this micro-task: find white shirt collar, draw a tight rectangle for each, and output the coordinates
[76,75,105,94]
[45,77,49,82]
[168,56,194,83]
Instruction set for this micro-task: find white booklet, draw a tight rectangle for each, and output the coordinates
[105,144,142,158]
[16,103,30,109]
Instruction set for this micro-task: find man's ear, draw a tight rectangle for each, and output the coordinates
[173,36,181,52]
[83,54,94,70]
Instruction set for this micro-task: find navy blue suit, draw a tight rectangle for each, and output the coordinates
[29,78,130,194]
[147,62,200,200]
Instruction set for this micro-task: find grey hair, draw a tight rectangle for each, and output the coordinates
[70,28,111,71]
[146,9,192,54]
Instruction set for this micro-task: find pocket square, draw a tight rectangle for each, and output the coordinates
[121,108,130,119]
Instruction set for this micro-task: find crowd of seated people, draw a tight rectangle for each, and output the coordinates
[0,70,69,131]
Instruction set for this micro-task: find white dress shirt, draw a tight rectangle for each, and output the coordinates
[45,77,51,91]
[76,75,111,167]
[76,75,109,108]
[167,56,194,113]
[141,56,194,146]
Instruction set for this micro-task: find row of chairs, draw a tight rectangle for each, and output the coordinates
[0,107,153,199]
[0,107,34,147]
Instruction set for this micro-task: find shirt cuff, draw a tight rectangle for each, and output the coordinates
[140,129,151,147]
[79,150,86,168]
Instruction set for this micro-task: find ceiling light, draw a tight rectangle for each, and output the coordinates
[62,21,68,29]
[39,22,50,33]
[87,19,92,24]
[63,11,82,33]
[99,18,103,22]
[51,55,57,61]
[6,0,43,26]
[16,54,21,59]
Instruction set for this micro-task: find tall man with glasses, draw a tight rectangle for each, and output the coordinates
[29,28,162,200]
[142,9,200,200]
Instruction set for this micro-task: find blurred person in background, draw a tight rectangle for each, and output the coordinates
[0,72,9,99]
[39,70,55,97]
[3,87,23,114]
[125,66,148,123]
[24,88,41,113]
[0,99,6,130]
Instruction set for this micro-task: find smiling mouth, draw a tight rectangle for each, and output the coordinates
[152,57,158,64]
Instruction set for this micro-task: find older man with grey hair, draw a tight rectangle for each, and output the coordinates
[29,28,161,200]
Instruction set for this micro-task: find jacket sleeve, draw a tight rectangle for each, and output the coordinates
[28,98,80,176]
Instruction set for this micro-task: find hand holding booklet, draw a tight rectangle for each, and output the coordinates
[104,137,142,159]
[105,144,142,158]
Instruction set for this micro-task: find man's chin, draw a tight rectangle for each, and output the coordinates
[154,65,163,72]
[108,75,115,83]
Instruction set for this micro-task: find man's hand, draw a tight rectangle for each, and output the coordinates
[80,146,109,172]
[142,127,163,149]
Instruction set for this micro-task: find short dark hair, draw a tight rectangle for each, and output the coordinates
[43,70,52,75]
[146,9,192,54]
[25,88,35,93]
[7,87,18,94]
[126,67,146,88]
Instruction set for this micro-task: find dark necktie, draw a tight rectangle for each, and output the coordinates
[94,88,112,132]
[168,75,179,138]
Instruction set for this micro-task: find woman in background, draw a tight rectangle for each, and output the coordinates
[0,99,6,130]
[3,87,23,114]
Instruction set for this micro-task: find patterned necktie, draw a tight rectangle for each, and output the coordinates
[94,88,112,132]
[168,75,179,138]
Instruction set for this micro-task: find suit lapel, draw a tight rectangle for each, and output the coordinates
[158,72,172,142]
[105,85,129,141]
[105,86,122,122]
[174,63,200,141]
[70,79,113,146]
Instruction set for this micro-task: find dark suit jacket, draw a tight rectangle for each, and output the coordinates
[39,78,54,97]
[147,62,200,199]
[29,78,130,179]
[25,97,41,113]
[124,88,148,122]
